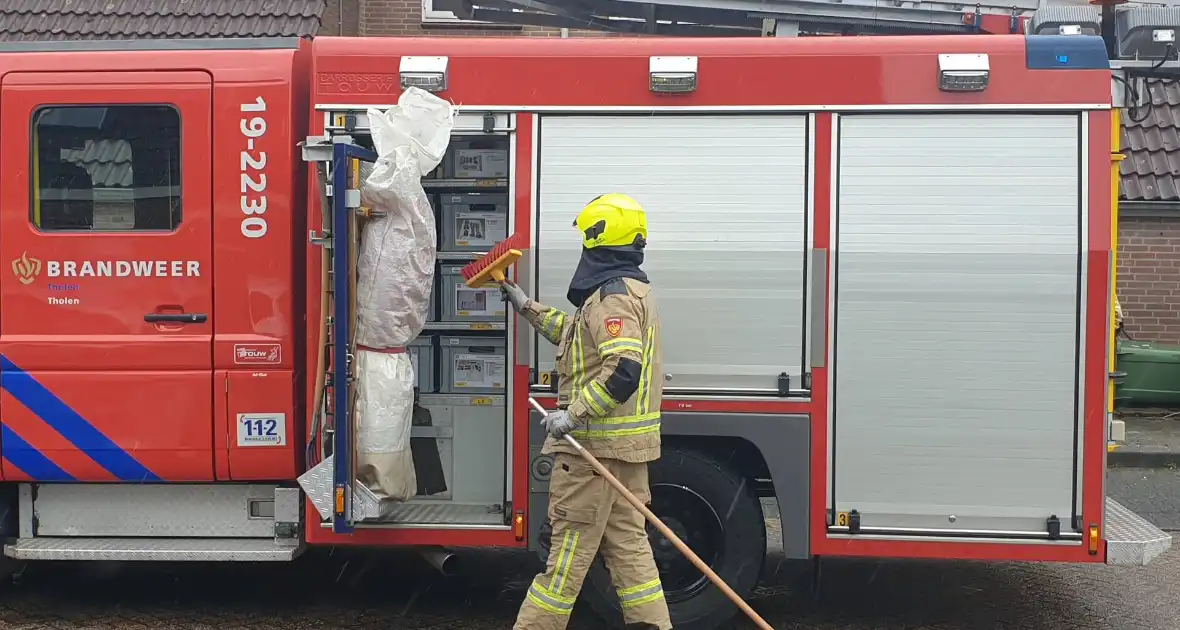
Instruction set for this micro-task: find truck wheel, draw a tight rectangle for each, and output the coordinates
[538,445,766,630]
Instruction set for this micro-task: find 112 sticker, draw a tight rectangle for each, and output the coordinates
[237,413,287,447]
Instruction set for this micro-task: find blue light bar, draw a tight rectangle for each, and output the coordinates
[1026,34,1110,70]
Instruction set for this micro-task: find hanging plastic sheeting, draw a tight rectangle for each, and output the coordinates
[353,87,455,506]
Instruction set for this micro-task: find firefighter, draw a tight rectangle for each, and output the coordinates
[500,193,669,630]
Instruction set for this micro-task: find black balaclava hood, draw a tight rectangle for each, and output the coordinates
[566,245,648,308]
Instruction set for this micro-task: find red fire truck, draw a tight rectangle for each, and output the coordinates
[0,30,1169,630]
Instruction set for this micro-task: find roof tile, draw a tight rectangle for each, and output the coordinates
[0,0,326,41]
[1122,80,1180,202]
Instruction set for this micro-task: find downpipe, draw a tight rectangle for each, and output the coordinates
[418,546,459,576]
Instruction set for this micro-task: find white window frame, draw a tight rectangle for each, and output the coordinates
[421,0,520,25]
[421,0,474,23]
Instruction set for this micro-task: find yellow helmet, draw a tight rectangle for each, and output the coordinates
[574,193,648,249]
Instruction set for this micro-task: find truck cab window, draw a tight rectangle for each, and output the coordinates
[31,105,182,231]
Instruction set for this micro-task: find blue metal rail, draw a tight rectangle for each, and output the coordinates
[330,141,377,535]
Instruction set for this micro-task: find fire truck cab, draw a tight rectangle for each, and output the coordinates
[0,28,1171,630]
[0,37,311,558]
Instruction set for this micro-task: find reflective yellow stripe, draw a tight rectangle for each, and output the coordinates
[548,529,578,594]
[527,581,576,615]
[597,337,642,356]
[572,322,586,393]
[556,530,579,593]
[580,381,619,417]
[569,412,661,439]
[529,530,578,614]
[540,309,566,345]
[636,326,655,415]
[618,578,665,609]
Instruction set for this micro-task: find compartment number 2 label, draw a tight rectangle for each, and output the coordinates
[237,413,287,447]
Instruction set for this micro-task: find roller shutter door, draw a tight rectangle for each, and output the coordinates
[534,115,809,393]
[832,113,1083,537]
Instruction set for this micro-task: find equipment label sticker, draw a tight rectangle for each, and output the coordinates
[237,413,287,447]
[234,343,281,365]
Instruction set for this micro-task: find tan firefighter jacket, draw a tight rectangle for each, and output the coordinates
[521,277,662,463]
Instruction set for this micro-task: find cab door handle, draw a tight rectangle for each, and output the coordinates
[144,313,207,324]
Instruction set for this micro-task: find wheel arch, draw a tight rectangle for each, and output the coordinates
[660,412,811,560]
[526,410,812,561]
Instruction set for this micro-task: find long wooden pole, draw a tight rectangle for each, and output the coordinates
[528,398,775,630]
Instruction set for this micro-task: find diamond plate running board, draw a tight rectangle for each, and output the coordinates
[297,455,381,522]
[377,502,507,526]
[4,537,302,562]
[1105,497,1173,566]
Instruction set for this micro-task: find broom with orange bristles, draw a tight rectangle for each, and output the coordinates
[459,232,528,288]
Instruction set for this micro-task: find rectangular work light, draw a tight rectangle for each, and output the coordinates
[938,53,989,92]
[1116,7,1180,59]
[1027,5,1101,37]
[400,56,449,93]
[649,56,698,93]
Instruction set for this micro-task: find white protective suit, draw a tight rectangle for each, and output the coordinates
[353,88,454,504]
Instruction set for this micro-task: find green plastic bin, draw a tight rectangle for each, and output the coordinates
[1115,339,1180,407]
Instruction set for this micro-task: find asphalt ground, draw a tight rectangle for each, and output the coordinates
[0,468,1173,630]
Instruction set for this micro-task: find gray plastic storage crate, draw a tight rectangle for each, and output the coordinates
[408,335,436,393]
[439,263,507,322]
[445,139,509,179]
[440,193,509,253]
[439,335,507,394]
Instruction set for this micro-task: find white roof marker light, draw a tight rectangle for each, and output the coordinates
[938,53,989,92]
[649,56,698,93]
[399,56,449,93]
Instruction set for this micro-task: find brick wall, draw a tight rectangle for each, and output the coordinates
[319,0,362,36]
[357,0,621,37]
[1118,214,1180,344]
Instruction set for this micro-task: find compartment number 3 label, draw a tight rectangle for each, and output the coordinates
[237,413,287,447]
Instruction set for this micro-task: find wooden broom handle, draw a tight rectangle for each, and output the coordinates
[527,398,774,630]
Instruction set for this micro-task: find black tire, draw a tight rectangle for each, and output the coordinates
[537,444,766,630]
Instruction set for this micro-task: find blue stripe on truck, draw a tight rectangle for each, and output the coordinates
[0,424,74,481]
[0,355,161,482]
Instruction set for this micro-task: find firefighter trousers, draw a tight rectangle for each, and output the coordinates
[514,452,672,630]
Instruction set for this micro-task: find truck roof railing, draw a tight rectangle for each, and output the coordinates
[436,0,1037,36]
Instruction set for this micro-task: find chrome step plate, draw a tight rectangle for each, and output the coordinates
[372,501,507,526]
[1105,497,1173,566]
[4,537,302,562]
[297,455,381,521]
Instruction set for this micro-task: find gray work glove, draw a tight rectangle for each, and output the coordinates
[541,409,577,439]
[499,280,530,312]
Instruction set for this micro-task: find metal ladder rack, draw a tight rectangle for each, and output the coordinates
[441,0,1039,35]
[301,135,379,535]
